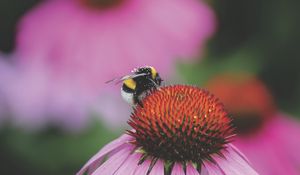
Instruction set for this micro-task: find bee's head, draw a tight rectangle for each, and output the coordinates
[154,73,162,86]
[149,66,163,86]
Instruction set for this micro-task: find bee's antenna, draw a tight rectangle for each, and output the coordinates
[105,78,117,84]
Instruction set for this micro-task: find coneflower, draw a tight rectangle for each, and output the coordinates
[206,74,300,175]
[77,85,258,175]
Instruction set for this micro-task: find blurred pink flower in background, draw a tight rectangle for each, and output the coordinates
[16,0,215,77]
[0,60,90,130]
[206,73,300,175]
[1,0,216,130]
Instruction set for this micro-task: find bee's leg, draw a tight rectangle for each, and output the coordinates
[137,100,144,108]
[134,93,144,108]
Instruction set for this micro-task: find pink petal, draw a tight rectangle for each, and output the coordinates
[149,159,164,175]
[186,163,201,175]
[171,162,185,175]
[77,134,133,175]
[204,162,225,175]
[133,159,152,175]
[213,144,258,175]
[114,152,142,175]
[90,145,133,175]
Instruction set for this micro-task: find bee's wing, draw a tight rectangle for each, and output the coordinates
[105,73,147,85]
[120,73,147,81]
[117,73,147,84]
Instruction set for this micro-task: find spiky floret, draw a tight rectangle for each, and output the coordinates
[128,85,235,170]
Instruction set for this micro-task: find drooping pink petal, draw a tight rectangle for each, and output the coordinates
[133,159,152,175]
[213,144,258,175]
[114,152,142,175]
[199,165,209,175]
[171,162,185,175]
[204,162,225,175]
[186,163,200,175]
[89,145,133,175]
[77,134,133,175]
[148,159,164,175]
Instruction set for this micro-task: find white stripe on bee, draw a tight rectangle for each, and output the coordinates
[121,89,134,105]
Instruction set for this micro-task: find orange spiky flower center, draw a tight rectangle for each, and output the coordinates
[128,85,234,165]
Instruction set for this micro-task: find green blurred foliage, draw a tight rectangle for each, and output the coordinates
[0,119,120,175]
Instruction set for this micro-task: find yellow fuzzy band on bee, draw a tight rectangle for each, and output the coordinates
[150,67,157,79]
[124,78,136,90]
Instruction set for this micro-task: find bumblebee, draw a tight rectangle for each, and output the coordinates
[107,66,162,106]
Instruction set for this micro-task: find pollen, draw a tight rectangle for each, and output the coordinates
[128,85,234,165]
